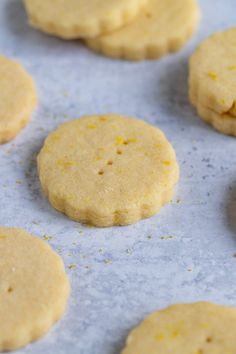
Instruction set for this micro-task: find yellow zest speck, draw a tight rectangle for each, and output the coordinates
[220,98,226,105]
[87,124,97,129]
[0,236,6,239]
[104,259,112,265]
[200,322,209,329]
[155,333,165,341]
[68,264,77,269]
[163,160,171,166]
[128,138,137,143]
[95,156,102,161]
[43,235,54,241]
[207,71,218,80]
[79,230,83,234]
[161,236,167,240]
[171,329,180,338]
[169,235,174,239]
[50,133,60,142]
[228,65,236,71]
[55,159,77,170]
[99,116,108,122]
[117,136,124,145]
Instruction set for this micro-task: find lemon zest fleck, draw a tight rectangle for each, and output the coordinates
[68,264,77,269]
[155,333,165,341]
[163,160,171,166]
[228,65,236,71]
[99,116,108,122]
[87,124,97,129]
[117,136,124,145]
[43,235,54,241]
[207,71,218,80]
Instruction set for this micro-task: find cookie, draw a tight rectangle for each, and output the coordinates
[0,227,70,351]
[122,302,236,354]
[85,0,200,61]
[191,96,236,136]
[189,28,236,134]
[24,0,148,40]
[37,114,179,227]
[0,55,37,144]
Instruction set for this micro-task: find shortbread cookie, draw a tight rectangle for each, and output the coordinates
[122,302,236,354]
[24,0,148,39]
[191,98,236,136]
[86,0,200,61]
[0,55,37,144]
[189,27,236,132]
[0,227,70,351]
[37,114,179,227]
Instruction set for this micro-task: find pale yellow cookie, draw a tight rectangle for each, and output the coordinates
[85,0,200,61]
[189,27,236,128]
[0,55,37,144]
[122,302,236,354]
[24,0,148,40]
[0,227,70,351]
[190,94,236,136]
[37,115,179,227]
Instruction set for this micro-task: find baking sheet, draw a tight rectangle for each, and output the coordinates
[1,1,236,353]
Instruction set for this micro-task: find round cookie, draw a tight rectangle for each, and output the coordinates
[122,302,236,354]
[24,0,148,39]
[85,0,200,61]
[0,55,37,144]
[189,28,236,134]
[0,227,70,351]
[37,114,179,227]
[190,91,236,136]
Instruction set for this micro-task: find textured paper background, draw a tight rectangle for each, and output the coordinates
[0,1,236,353]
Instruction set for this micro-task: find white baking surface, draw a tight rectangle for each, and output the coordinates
[0,1,236,353]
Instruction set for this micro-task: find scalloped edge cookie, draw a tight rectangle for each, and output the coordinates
[37,114,179,227]
[0,55,37,144]
[122,302,236,354]
[85,0,200,61]
[190,92,236,135]
[24,0,148,39]
[0,227,70,352]
[189,27,236,118]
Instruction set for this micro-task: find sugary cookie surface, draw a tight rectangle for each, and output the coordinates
[122,302,236,354]
[0,227,70,351]
[189,27,236,117]
[38,115,179,227]
[24,0,148,39]
[0,55,36,144]
[86,0,200,60]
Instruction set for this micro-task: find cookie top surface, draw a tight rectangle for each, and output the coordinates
[122,302,236,354]
[24,0,148,39]
[0,227,70,351]
[0,55,37,144]
[86,0,200,60]
[37,115,179,226]
[189,27,236,116]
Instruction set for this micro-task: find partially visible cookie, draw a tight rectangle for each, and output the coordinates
[190,96,236,136]
[85,0,200,61]
[189,28,236,134]
[122,302,236,354]
[24,0,148,39]
[0,227,70,351]
[0,55,37,144]
[37,114,179,227]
